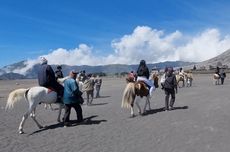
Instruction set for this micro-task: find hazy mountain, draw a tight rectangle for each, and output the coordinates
[0,61,194,79]
[195,49,230,69]
[0,73,26,80]
[191,49,230,69]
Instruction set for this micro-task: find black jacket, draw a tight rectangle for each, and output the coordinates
[164,73,177,90]
[55,70,64,79]
[137,66,150,79]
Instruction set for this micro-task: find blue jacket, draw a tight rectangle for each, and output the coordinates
[63,78,80,104]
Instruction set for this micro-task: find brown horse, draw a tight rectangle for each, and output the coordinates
[121,74,158,117]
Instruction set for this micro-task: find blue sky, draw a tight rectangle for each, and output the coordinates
[1,0,230,68]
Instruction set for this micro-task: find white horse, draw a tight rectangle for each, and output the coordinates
[213,74,220,85]
[5,87,64,134]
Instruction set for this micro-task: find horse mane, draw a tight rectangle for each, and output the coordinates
[121,83,135,108]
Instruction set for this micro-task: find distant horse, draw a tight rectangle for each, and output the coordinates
[213,73,220,85]
[121,75,158,117]
[176,74,185,88]
[5,87,64,134]
[184,72,193,87]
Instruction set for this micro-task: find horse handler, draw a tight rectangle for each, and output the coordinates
[63,70,83,127]
[163,67,177,111]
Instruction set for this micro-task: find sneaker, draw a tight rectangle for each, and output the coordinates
[63,122,71,127]
[163,107,169,111]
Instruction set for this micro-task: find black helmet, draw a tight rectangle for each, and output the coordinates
[57,65,62,69]
[140,60,146,65]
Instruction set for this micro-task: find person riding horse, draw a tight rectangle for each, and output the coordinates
[37,57,64,103]
[136,60,155,97]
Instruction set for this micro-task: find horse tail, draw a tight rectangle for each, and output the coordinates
[5,88,29,110]
[121,83,135,109]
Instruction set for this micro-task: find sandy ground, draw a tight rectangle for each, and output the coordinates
[1,75,230,152]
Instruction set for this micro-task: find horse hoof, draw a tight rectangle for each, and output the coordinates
[130,114,135,118]
[19,130,24,134]
[39,126,44,129]
[142,111,147,115]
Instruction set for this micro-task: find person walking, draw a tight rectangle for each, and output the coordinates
[63,70,83,127]
[94,75,102,98]
[163,67,177,111]
[220,68,226,85]
[82,74,95,105]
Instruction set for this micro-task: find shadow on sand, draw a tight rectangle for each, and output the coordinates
[88,102,108,106]
[94,95,111,99]
[29,115,107,136]
[143,106,189,116]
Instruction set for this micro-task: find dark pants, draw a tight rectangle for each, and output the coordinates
[164,88,176,110]
[63,103,83,125]
[95,85,101,98]
[221,78,225,85]
[86,90,94,105]
[51,81,64,97]
[44,81,64,102]
[43,81,64,97]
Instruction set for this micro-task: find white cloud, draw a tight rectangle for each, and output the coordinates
[9,26,230,75]
[175,28,230,62]
[13,60,39,75]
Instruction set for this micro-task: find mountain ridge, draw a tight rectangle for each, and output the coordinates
[0,61,194,79]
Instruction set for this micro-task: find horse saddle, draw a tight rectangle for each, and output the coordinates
[47,87,56,94]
